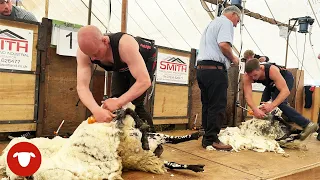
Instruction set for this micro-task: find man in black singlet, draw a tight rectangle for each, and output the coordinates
[243,59,319,141]
[76,25,156,132]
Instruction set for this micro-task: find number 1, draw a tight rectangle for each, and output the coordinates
[66,32,72,49]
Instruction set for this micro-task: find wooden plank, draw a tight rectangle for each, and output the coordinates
[122,145,258,180]
[236,74,245,126]
[153,118,188,125]
[302,87,320,123]
[0,19,39,72]
[92,71,105,106]
[203,0,296,31]
[226,65,239,127]
[277,166,320,180]
[0,123,36,132]
[0,105,34,121]
[39,47,87,135]
[311,87,320,123]
[153,84,188,117]
[0,72,36,105]
[295,70,304,114]
[162,130,320,180]
[190,77,202,129]
[287,69,304,113]
[247,91,263,112]
[121,0,128,32]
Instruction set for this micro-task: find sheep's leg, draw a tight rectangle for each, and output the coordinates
[124,108,150,150]
[164,161,205,172]
[151,131,204,144]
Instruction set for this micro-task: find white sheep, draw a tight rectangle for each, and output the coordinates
[0,102,204,180]
[218,107,306,153]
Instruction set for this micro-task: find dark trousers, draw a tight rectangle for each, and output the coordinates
[197,61,228,146]
[111,71,155,131]
[261,71,310,128]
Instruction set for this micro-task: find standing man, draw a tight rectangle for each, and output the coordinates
[196,6,241,151]
[0,0,38,22]
[243,59,319,141]
[76,25,157,132]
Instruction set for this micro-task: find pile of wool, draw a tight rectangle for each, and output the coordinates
[0,102,167,180]
[218,118,286,153]
[0,121,123,180]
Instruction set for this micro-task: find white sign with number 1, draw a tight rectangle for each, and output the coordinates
[57,29,79,57]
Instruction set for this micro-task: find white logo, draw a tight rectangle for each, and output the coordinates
[13,152,36,167]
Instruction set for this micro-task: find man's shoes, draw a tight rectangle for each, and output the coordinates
[212,142,233,151]
[300,122,319,141]
[202,142,233,151]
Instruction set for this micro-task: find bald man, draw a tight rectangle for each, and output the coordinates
[76,25,157,131]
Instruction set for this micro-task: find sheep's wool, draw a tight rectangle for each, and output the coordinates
[0,121,123,180]
[218,118,286,153]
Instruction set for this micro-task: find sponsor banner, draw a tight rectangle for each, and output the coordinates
[156,53,189,85]
[0,25,33,71]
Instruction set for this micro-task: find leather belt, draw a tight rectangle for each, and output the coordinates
[197,65,224,70]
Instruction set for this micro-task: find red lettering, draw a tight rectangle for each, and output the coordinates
[7,41,16,51]
[140,44,151,49]
[160,61,166,69]
[167,63,175,71]
[0,39,4,50]
[17,42,28,53]
[0,37,28,52]
[180,65,187,72]
[159,61,187,72]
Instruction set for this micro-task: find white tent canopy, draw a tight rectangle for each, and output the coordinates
[17,0,320,85]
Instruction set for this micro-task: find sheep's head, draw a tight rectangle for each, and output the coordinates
[113,102,137,129]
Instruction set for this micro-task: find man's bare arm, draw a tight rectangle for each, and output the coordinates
[76,49,100,113]
[219,42,239,65]
[269,66,290,108]
[117,35,151,107]
[243,74,256,110]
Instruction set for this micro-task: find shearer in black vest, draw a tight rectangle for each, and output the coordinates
[243,59,319,141]
[76,25,157,132]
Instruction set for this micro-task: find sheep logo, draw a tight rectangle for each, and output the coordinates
[13,152,36,167]
[6,142,41,177]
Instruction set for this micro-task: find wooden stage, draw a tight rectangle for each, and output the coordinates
[0,130,319,180]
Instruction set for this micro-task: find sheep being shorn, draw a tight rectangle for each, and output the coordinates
[217,107,306,153]
[0,103,204,180]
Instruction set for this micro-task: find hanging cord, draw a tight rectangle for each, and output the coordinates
[238,1,245,58]
[308,25,320,73]
[291,33,307,104]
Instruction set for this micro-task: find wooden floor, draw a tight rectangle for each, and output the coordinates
[122,130,320,180]
[0,130,319,180]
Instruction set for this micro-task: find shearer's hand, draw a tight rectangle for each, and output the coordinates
[103,98,122,112]
[253,108,267,119]
[92,107,116,123]
[259,102,275,114]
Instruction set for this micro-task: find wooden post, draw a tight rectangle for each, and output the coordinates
[45,0,49,18]
[284,20,290,68]
[203,0,296,31]
[121,0,128,32]
[88,0,93,25]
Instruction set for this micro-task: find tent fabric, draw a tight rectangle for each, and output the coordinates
[16,0,320,85]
